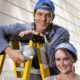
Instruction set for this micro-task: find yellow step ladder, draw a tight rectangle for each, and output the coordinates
[0,54,6,74]
[22,40,50,80]
[0,35,50,80]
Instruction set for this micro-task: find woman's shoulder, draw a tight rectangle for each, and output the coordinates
[44,76,56,80]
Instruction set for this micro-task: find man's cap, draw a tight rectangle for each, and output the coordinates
[55,43,77,56]
[34,0,55,13]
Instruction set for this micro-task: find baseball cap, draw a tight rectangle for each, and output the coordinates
[34,0,55,13]
[55,43,77,57]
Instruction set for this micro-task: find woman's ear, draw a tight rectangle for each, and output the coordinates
[72,59,75,63]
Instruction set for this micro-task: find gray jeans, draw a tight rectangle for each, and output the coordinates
[29,73,41,80]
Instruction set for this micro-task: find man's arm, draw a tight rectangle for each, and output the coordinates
[0,23,26,53]
[4,47,25,63]
[0,23,26,63]
[44,28,70,67]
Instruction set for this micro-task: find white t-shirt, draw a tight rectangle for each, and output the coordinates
[44,76,56,80]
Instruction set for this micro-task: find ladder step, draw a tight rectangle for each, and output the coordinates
[16,67,24,72]
[16,67,41,75]
[0,75,22,80]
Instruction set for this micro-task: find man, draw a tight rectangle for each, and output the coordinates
[0,0,69,79]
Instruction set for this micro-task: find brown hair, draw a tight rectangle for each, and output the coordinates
[54,48,77,63]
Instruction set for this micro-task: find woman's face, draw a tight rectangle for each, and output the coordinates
[55,49,74,74]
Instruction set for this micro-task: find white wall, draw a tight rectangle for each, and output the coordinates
[52,0,80,74]
[0,0,80,76]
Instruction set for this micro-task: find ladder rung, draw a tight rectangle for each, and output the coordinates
[0,75,22,80]
[16,67,24,72]
[31,68,41,75]
[16,67,41,75]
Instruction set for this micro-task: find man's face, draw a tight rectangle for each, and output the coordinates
[33,9,54,32]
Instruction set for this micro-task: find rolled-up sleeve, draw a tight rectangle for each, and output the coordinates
[0,23,26,54]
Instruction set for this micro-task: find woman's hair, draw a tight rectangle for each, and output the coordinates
[54,48,77,63]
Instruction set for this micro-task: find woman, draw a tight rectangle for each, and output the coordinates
[44,43,80,80]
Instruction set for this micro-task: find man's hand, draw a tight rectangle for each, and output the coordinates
[4,47,26,63]
[19,30,43,38]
